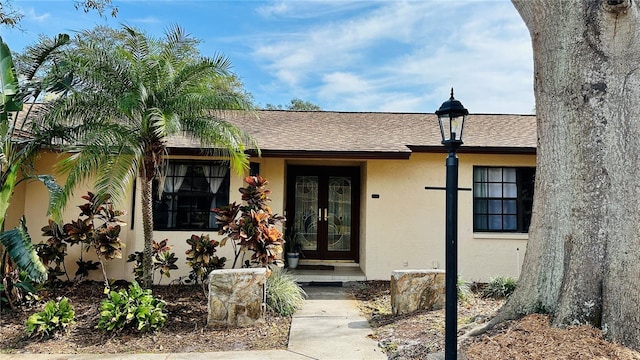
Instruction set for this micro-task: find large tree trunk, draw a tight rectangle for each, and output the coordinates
[499,0,640,349]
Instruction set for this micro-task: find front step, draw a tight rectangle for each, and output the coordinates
[286,266,366,283]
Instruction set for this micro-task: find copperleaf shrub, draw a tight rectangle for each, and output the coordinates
[36,220,69,284]
[127,239,179,284]
[97,281,167,332]
[213,175,285,268]
[40,192,126,286]
[74,260,100,279]
[185,234,226,285]
[25,297,75,338]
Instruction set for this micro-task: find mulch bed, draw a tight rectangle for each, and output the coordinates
[0,281,290,354]
[3,280,640,359]
[351,280,640,360]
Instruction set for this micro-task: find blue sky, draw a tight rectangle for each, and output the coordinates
[2,0,534,114]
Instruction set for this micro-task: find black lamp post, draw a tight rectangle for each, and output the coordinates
[436,88,468,360]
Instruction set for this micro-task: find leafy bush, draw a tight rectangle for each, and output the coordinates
[35,221,69,285]
[213,175,285,268]
[25,297,75,337]
[127,239,179,284]
[265,268,306,316]
[482,276,517,299]
[40,192,126,286]
[185,234,226,285]
[97,281,167,332]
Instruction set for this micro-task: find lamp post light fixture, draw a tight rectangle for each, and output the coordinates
[436,88,468,360]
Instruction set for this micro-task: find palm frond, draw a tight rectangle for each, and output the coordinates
[35,175,64,223]
[20,33,71,82]
[0,217,48,283]
[185,117,255,173]
[94,148,140,206]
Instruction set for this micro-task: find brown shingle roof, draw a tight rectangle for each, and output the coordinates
[14,106,536,158]
[188,110,537,158]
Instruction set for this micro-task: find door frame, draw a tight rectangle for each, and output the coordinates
[285,165,360,262]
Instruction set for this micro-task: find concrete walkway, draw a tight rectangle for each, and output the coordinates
[3,285,386,360]
[288,285,386,359]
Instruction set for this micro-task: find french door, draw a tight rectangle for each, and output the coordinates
[286,166,360,261]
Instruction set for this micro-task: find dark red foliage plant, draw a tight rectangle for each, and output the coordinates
[213,175,285,269]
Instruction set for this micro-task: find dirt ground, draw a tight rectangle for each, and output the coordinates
[350,281,640,360]
[2,280,640,359]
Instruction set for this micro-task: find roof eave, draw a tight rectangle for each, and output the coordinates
[167,148,412,160]
[408,145,537,155]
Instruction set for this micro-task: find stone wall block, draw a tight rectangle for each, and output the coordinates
[208,268,267,327]
[391,269,446,316]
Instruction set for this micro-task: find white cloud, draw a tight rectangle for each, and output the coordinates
[249,0,534,113]
[256,1,373,20]
[23,7,50,22]
[256,2,290,17]
[130,16,161,24]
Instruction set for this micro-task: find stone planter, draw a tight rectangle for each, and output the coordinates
[390,269,446,315]
[208,268,266,327]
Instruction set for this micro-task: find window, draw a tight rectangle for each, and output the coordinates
[153,160,229,230]
[249,162,260,176]
[473,167,535,233]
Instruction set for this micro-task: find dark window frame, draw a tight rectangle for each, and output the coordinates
[473,166,535,233]
[152,160,230,231]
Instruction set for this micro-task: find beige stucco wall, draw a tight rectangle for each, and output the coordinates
[363,152,535,282]
[8,150,534,284]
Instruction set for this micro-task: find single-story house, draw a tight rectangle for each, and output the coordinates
[8,110,537,283]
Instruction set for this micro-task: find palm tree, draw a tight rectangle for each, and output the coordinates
[52,25,256,287]
[1,34,71,287]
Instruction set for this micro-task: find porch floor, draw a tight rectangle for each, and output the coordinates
[286,265,366,283]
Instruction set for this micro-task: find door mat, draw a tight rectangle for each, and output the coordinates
[295,265,335,271]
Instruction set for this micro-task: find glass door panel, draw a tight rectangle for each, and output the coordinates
[293,176,318,252]
[328,176,351,252]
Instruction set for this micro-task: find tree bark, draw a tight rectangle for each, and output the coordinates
[499,0,640,349]
[140,176,154,288]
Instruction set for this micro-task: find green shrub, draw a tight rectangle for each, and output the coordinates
[25,297,75,337]
[97,281,167,332]
[457,277,473,303]
[266,268,306,316]
[482,276,517,299]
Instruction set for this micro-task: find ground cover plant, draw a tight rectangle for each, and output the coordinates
[97,281,167,332]
[24,297,75,338]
